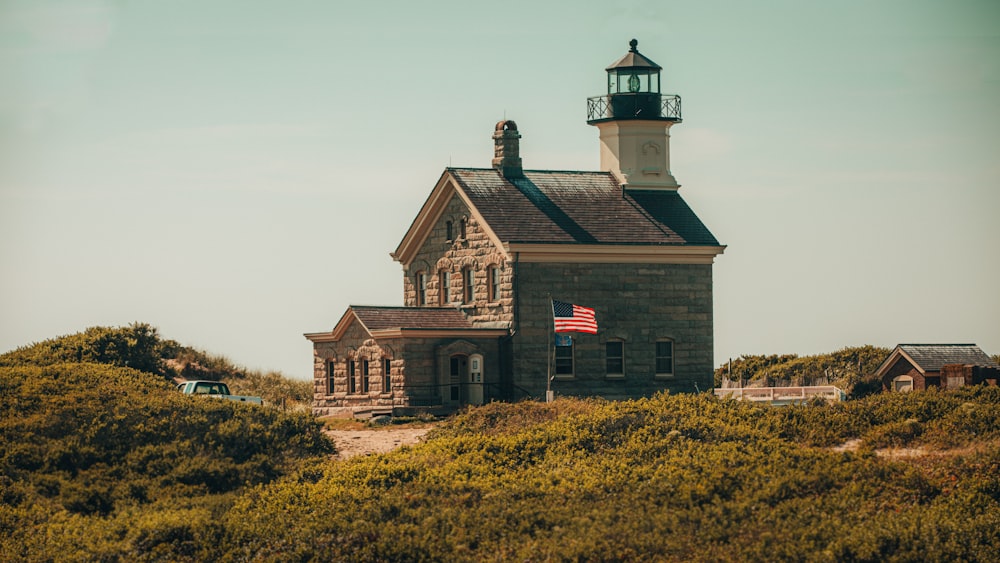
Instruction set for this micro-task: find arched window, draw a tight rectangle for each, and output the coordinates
[416,271,427,306]
[459,218,467,240]
[445,220,453,241]
[655,339,674,377]
[462,266,474,304]
[892,375,913,392]
[606,339,625,377]
[487,265,500,302]
[439,270,451,305]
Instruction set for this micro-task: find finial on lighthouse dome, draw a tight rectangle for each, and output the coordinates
[629,38,638,51]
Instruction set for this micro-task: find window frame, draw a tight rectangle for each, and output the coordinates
[488,265,500,302]
[362,359,370,393]
[383,358,392,394]
[416,271,427,306]
[445,220,453,242]
[655,339,674,377]
[326,359,336,394]
[462,267,474,304]
[605,339,625,378]
[554,338,574,378]
[348,360,357,394]
[439,270,451,305]
[459,218,467,240]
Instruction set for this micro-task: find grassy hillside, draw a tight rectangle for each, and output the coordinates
[715,345,892,396]
[4,329,999,561]
[1,323,313,408]
[0,327,334,561]
[223,389,1000,562]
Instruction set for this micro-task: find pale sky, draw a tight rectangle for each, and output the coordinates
[2,0,998,379]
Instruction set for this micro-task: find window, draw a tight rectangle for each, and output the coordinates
[459,218,467,239]
[348,360,357,394]
[362,360,370,393]
[555,336,574,376]
[416,272,427,306]
[462,267,474,304]
[326,360,336,394]
[445,221,453,241]
[606,340,624,376]
[383,358,392,393]
[439,270,451,305]
[893,375,913,392]
[488,266,500,302]
[655,340,674,376]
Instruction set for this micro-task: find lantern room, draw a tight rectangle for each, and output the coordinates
[587,39,681,124]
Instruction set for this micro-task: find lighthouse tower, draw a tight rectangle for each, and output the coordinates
[586,39,682,190]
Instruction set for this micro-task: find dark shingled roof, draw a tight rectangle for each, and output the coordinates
[450,168,719,246]
[898,344,999,371]
[351,306,474,331]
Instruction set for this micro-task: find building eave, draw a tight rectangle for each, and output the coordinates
[369,328,511,339]
[504,243,726,264]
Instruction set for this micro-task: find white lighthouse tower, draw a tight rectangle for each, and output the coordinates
[587,39,682,190]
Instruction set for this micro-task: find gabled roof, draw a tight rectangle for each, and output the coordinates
[392,167,723,267]
[875,343,999,378]
[452,169,718,245]
[304,306,508,342]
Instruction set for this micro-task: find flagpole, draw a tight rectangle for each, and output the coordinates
[547,295,553,403]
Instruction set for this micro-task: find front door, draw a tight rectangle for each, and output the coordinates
[448,355,467,404]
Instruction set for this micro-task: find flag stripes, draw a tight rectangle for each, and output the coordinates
[552,300,598,334]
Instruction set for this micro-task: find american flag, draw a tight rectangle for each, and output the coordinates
[552,300,598,334]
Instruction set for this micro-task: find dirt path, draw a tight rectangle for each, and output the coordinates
[325,427,432,460]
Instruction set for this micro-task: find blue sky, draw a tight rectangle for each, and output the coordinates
[2,0,998,378]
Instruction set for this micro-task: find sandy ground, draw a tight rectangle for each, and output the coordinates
[325,427,432,460]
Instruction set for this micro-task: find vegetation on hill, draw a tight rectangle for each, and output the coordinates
[715,345,892,397]
[0,326,333,561]
[224,389,1000,561]
[3,329,999,561]
[1,323,313,408]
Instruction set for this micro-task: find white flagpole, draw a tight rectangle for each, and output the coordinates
[547,296,553,403]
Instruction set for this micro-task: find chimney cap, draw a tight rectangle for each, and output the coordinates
[495,120,519,133]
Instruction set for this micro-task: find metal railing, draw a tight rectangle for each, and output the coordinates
[586,93,682,122]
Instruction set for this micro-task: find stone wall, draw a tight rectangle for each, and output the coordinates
[401,192,513,328]
[511,262,715,399]
[311,316,505,415]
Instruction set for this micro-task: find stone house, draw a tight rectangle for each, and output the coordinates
[305,40,725,416]
[876,344,1000,392]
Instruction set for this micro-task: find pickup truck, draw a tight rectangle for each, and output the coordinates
[177,380,263,405]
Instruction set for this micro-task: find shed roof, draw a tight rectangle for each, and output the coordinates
[896,344,999,371]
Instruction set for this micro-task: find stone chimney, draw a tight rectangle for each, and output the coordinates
[492,120,523,178]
